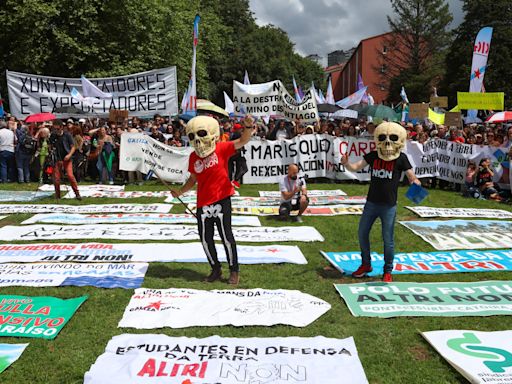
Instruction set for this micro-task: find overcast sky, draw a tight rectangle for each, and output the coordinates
[250,0,464,62]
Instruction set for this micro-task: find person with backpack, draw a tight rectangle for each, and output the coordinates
[15,124,35,183]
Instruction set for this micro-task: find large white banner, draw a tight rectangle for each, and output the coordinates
[422,330,512,384]
[0,204,173,214]
[233,80,319,122]
[7,67,178,118]
[229,204,364,216]
[0,224,324,242]
[84,334,368,384]
[0,263,147,289]
[259,189,346,197]
[119,133,192,183]
[406,206,512,219]
[242,136,511,187]
[21,213,261,227]
[168,195,365,206]
[63,190,175,199]
[119,288,331,329]
[38,184,125,192]
[0,243,307,264]
[400,220,512,250]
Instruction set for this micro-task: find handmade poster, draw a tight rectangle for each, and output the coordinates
[119,133,192,183]
[334,281,512,318]
[7,67,178,118]
[0,295,87,339]
[0,224,324,242]
[21,213,261,227]
[0,191,53,202]
[322,249,512,276]
[400,220,512,250]
[165,194,365,206]
[0,344,28,374]
[229,205,364,216]
[422,330,512,384]
[84,334,368,384]
[0,263,148,289]
[38,184,125,192]
[119,288,330,328]
[0,243,307,264]
[406,206,512,219]
[259,189,346,197]
[0,204,173,214]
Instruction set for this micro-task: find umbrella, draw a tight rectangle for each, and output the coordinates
[197,99,229,117]
[25,112,57,123]
[347,103,369,113]
[364,105,400,121]
[485,111,512,123]
[332,109,358,119]
[317,103,341,113]
[53,106,86,114]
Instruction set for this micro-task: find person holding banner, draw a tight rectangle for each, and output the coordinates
[340,122,420,282]
[171,115,255,285]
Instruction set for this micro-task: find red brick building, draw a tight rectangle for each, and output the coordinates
[326,32,397,104]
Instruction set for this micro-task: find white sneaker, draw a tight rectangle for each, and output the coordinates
[295,216,303,223]
[109,181,114,185]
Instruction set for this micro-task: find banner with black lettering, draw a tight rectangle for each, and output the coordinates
[233,80,319,122]
[6,67,178,119]
[84,334,368,384]
[119,133,191,183]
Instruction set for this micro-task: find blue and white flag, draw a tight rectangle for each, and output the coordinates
[325,76,335,105]
[81,76,112,98]
[223,91,234,115]
[336,86,368,109]
[243,70,251,85]
[292,76,301,102]
[400,86,409,104]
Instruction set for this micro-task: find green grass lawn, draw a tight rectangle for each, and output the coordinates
[0,181,511,383]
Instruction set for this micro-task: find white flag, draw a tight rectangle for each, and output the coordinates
[81,76,112,98]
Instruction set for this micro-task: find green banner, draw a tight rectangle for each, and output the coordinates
[0,295,87,339]
[457,92,504,110]
[334,281,512,318]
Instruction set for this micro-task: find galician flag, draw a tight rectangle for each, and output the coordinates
[223,91,234,115]
[292,76,301,102]
[357,73,368,103]
[336,86,367,109]
[400,86,409,104]
[325,76,335,105]
[184,14,201,114]
[243,70,250,85]
[81,76,112,98]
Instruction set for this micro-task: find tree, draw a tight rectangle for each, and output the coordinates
[376,0,453,103]
[440,0,512,109]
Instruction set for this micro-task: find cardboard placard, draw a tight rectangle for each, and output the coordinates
[109,109,128,124]
[444,112,462,127]
[408,103,429,119]
[430,96,448,108]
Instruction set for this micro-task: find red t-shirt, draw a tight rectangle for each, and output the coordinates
[188,141,235,208]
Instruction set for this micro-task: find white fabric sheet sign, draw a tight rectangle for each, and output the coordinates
[63,190,175,200]
[422,330,512,384]
[0,204,173,214]
[0,224,324,242]
[22,213,261,227]
[0,263,148,289]
[0,243,307,264]
[84,334,368,384]
[259,189,346,197]
[119,288,331,328]
[406,206,512,219]
[7,67,178,119]
[38,184,125,192]
[119,133,192,183]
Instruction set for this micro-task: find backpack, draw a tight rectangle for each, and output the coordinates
[22,134,36,153]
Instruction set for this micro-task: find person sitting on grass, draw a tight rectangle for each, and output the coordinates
[278,163,309,223]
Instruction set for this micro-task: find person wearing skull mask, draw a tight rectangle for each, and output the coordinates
[340,122,420,282]
[171,115,255,285]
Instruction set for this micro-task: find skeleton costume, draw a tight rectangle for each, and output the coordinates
[357,122,412,275]
[186,116,239,276]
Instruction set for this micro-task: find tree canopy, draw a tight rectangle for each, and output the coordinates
[0,0,324,109]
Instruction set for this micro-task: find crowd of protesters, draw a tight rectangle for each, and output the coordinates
[0,112,510,202]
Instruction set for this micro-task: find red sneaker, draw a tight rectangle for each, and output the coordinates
[232,181,241,189]
[382,272,393,283]
[351,264,373,278]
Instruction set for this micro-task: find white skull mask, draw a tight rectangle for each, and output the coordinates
[186,116,220,158]
[374,122,407,161]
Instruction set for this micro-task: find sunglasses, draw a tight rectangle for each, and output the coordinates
[378,134,399,142]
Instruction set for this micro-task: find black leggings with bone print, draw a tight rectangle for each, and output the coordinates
[196,197,239,272]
